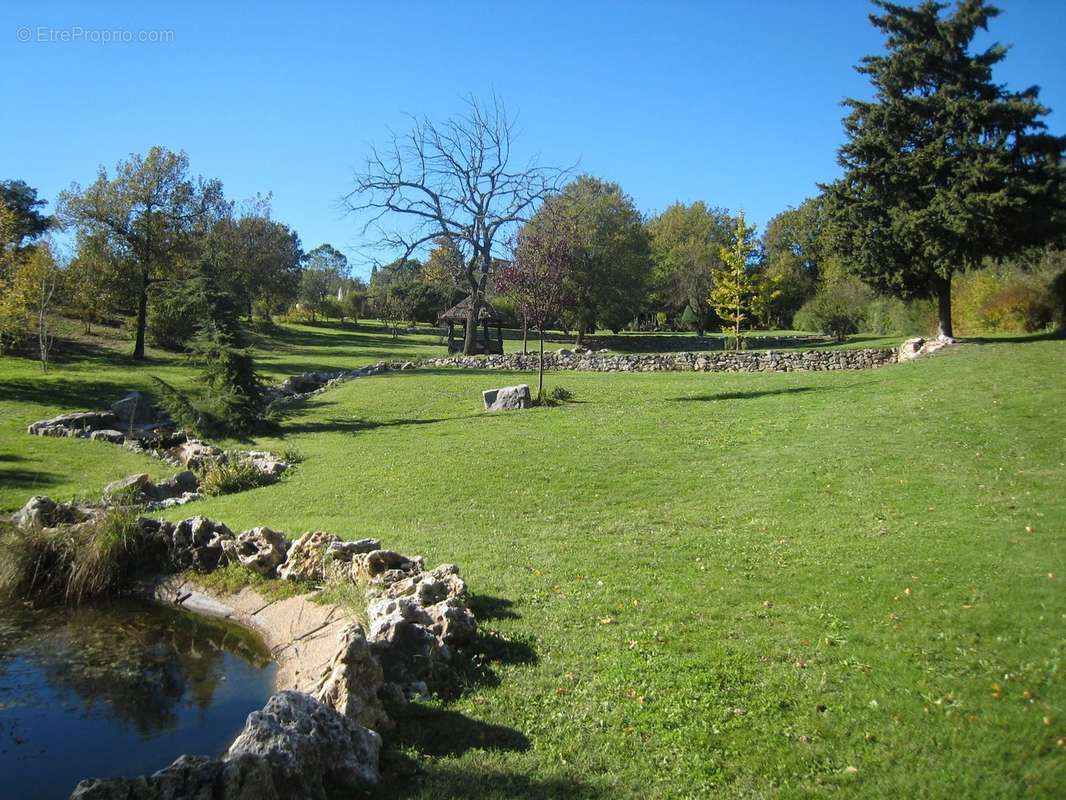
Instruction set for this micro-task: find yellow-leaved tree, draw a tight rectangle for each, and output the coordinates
[708,212,759,350]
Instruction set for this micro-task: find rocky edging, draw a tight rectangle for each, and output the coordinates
[7,495,477,800]
[420,337,955,374]
[422,346,900,373]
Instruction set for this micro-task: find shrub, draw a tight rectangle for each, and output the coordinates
[549,386,574,402]
[952,267,1055,335]
[198,458,265,496]
[0,509,150,605]
[320,297,342,321]
[864,296,937,337]
[793,277,871,341]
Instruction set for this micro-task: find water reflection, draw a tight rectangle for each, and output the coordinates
[0,599,275,800]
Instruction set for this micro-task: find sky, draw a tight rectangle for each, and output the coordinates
[2,0,1064,279]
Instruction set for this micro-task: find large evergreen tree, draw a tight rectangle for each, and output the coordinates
[823,0,1065,339]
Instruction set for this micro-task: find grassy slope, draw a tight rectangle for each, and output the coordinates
[1,322,1064,798]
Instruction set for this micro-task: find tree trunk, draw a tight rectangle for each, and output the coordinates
[133,263,149,360]
[522,316,528,355]
[936,274,954,340]
[463,302,478,354]
[538,330,545,402]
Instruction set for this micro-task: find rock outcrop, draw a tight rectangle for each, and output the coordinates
[70,691,381,800]
[483,384,533,411]
[227,691,381,796]
[278,531,341,582]
[312,623,391,732]
[12,495,97,530]
[898,336,956,362]
[222,527,290,577]
[171,516,235,572]
[360,557,476,693]
[102,470,201,509]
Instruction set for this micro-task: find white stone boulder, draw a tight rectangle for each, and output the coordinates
[227,691,381,795]
[482,384,532,411]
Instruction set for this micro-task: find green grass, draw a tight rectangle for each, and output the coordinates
[1,320,1064,797]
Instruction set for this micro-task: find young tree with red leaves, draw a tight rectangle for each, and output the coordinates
[496,212,574,401]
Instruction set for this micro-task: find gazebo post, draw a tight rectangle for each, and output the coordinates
[482,320,490,354]
[447,322,454,352]
[496,322,503,354]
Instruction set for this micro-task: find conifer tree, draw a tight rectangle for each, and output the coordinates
[709,213,759,350]
[824,0,1065,339]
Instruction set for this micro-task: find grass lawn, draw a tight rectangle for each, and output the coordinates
[1,321,1064,798]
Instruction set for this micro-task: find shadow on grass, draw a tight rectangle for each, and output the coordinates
[282,415,472,436]
[964,331,1065,345]
[468,594,521,621]
[388,704,531,758]
[669,386,821,402]
[376,760,604,800]
[0,454,60,491]
[1,378,135,413]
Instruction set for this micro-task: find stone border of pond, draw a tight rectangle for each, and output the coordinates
[4,495,477,799]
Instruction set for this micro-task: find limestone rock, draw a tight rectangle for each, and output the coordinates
[103,473,152,502]
[227,690,381,796]
[152,470,199,499]
[366,597,442,686]
[70,747,280,800]
[88,429,125,444]
[110,392,154,428]
[13,495,95,529]
[327,538,381,562]
[482,384,532,411]
[172,516,234,571]
[312,623,390,732]
[278,531,339,582]
[898,337,925,361]
[351,549,424,583]
[27,410,116,437]
[224,527,290,577]
[237,450,289,481]
[174,439,226,470]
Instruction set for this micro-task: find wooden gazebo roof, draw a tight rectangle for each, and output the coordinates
[438,296,500,324]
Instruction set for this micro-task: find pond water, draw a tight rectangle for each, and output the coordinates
[0,598,276,800]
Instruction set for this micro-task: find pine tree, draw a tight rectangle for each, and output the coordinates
[708,213,759,350]
[154,254,266,436]
[824,0,1065,339]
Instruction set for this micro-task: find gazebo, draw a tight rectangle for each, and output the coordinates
[438,296,504,355]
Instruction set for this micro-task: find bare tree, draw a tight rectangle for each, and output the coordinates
[344,96,567,355]
[497,210,574,401]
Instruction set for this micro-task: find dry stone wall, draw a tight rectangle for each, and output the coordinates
[423,346,901,373]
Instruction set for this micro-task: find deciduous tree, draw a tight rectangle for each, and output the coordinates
[345,96,566,354]
[646,202,733,335]
[528,176,650,344]
[498,209,574,399]
[58,147,228,359]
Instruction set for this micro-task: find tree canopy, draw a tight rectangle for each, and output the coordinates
[823,0,1066,338]
[527,176,650,343]
[646,202,733,335]
[58,147,228,358]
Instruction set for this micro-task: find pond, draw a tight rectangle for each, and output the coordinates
[0,598,276,800]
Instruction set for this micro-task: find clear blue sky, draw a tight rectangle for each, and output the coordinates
[3,1,1064,278]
